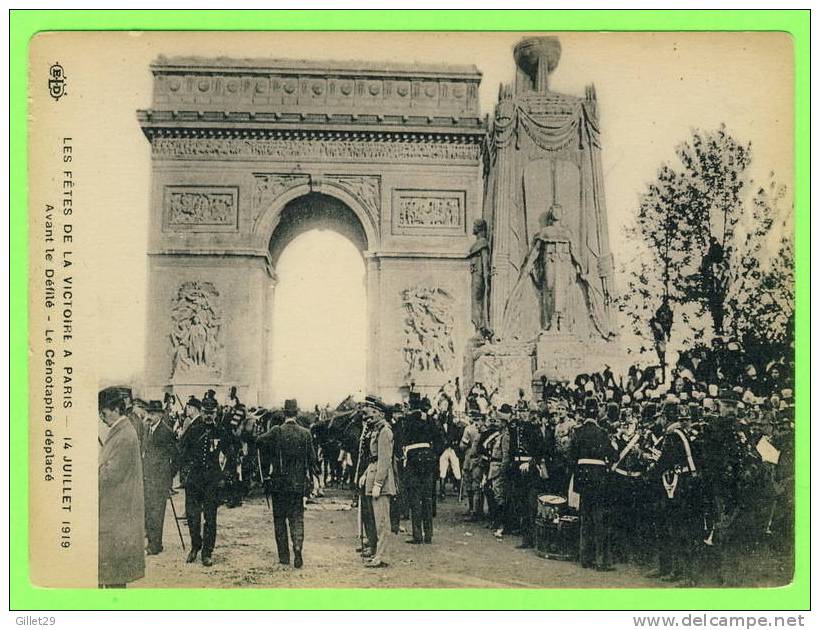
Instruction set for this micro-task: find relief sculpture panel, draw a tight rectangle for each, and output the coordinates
[400,287,456,379]
[163,186,238,231]
[169,281,223,379]
[392,189,466,236]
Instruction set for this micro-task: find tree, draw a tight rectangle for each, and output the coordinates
[620,126,793,363]
[676,125,751,335]
[619,163,702,363]
[723,175,794,346]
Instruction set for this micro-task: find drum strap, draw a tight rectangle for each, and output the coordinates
[577,458,606,466]
[672,428,697,473]
[613,432,642,475]
[662,471,679,499]
[403,442,431,456]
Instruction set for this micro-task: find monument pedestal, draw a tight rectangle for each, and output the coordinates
[462,331,626,404]
[464,338,535,404]
[534,332,626,383]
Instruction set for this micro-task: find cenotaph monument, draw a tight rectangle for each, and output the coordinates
[465,36,622,401]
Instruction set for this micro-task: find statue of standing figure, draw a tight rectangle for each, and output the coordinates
[500,202,615,341]
[467,219,492,340]
[531,203,574,332]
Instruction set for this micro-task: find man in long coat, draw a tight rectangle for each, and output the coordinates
[98,387,145,588]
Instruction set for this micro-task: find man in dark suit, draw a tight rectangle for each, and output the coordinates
[142,400,178,555]
[570,396,617,571]
[257,398,317,569]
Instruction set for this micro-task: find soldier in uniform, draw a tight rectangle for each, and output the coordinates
[257,399,317,569]
[460,403,485,521]
[651,399,702,585]
[355,414,379,559]
[178,396,229,566]
[142,400,178,555]
[436,394,463,500]
[362,396,397,568]
[486,404,512,539]
[570,396,617,571]
[402,392,439,544]
[508,409,549,549]
[222,404,247,508]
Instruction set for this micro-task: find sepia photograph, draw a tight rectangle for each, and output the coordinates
[26,29,796,594]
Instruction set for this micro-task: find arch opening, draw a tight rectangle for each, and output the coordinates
[269,194,368,408]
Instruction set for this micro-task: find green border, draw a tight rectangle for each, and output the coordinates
[10,9,810,611]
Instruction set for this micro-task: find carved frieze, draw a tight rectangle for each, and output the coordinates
[163,186,238,232]
[151,137,481,164]
[169,281,223,378]
[401,287,456,378]
[392,189,466,236]
[150,62,480,118]
[252,173,310,214]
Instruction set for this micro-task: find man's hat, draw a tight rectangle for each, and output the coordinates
[186,396,201,410]
[408,391,422,410]
[231,405,247,422]
[641,401,658,423]
[99,386,127,411]
[201,397,218,413]
[584,396,599,417]
[364,394,388,414]
[132,398,148,409]
[147,400,164,413]
[496,403,513,421]
[283,399,299,417]
[606,402,620,422]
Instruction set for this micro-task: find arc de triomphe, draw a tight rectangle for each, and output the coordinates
[138,57,485,404]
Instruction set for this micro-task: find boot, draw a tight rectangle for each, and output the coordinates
[186,547,200,563]
[439,480,446,500]
[293,550,303,569]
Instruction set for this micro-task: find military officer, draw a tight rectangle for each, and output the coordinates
[178,396,229,566]
[257,399,317,569]
[652,400,702,585]
[508,409,549,549]
[570,396,617,571]
[356,418,379,559]
[401,392,438,544]
[362,396,397,568]
[460,403,485,521]
[486,404,512,538]
[223,404,247,508]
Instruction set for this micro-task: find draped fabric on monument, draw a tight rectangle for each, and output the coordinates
[482,91,616,342]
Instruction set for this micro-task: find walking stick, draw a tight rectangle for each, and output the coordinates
[357,493,364,559]
[167,489,186,551]
[458,474,464,502]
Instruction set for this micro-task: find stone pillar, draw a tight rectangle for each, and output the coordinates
[259,276,277,405]
[364,252,381,398]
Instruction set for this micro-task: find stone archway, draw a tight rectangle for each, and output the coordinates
[264,192,371,405]
[139,56,484,405]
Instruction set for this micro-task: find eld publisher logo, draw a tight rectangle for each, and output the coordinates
[48,62,67,101]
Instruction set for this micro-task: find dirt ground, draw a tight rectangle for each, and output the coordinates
[136,486,670,589]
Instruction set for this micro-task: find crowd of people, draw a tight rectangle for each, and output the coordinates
[97,336,794,587]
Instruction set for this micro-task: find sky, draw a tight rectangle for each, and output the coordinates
[34,31,794,392]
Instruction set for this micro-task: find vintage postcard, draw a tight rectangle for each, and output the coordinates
[26,30,796,593]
